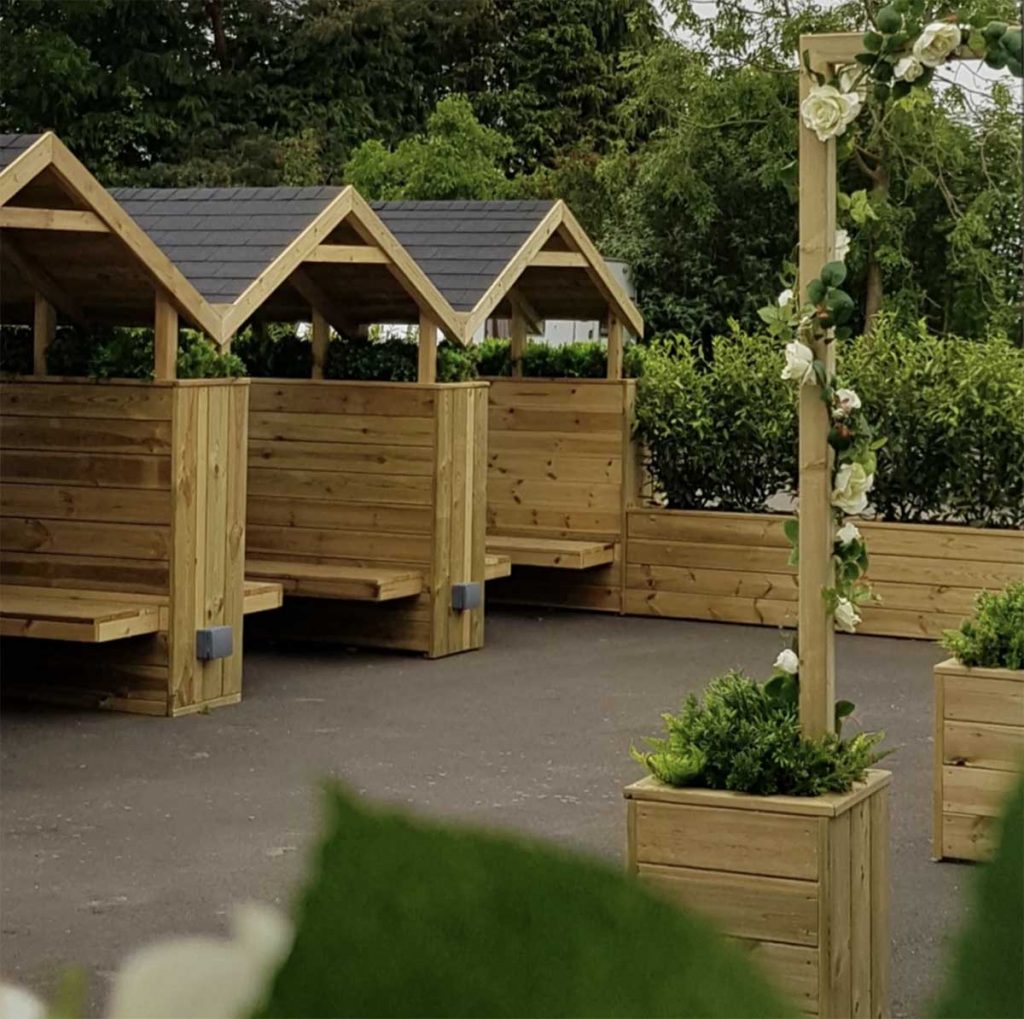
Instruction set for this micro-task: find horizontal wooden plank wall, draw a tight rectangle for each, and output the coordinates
[0,378,250,715]
[485,378,639,613]
[246,380,486,657]
[625,509,1024,639]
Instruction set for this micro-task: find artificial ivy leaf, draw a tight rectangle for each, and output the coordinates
[783,518,799,544]
[260,787,794,1019]
[820,261,847,287]
[983,20,1008,43]
[765,672,799,710]
[1003,29,1022,58]
[807,278,827,303]
[862,31,883,52]
[875,6,902,33]
[892,80,912,100]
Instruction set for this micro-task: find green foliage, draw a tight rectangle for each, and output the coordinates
[0,326,31,375]
[345,95,514,200]
[633,328,797,511]
[232,326,313,379]
[934,772,1024,1019]
[476,338,642,378]
[842,316,1024,527]
[635,321,1024,526]
[259,785,792,1018]
[632,671,885,797]
[941,582,1024,670]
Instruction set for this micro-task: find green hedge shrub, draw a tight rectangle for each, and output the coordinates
[634,327,797,512]
[941,582,1024,670]
[631,670,885,796]
[1,326,244,379]
[635,320,1024,527]
[476,338,644,378]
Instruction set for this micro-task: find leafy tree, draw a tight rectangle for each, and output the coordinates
[345,95,514,199]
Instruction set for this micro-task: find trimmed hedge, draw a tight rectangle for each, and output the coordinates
[476,338,644,378]
[634,318,1024,528]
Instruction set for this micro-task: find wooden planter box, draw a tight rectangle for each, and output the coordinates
[934,658,1024,862]
[625,508,1024,639]
[625,771,891,1017]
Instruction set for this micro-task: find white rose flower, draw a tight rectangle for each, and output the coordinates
[107,903,292,1019]
[834,229,851,262]
[894,55,925,82]
[800,84,862,142]
[0,984,46,1019]
[777,288,795,307]
[781,341,816,386]
[912,22,963,67]
[834,597,862,633]
[773,649,800,675]
[837,64,868,99]
[833,387,862,418]
[832,462,874,515]
[836,521,862,546]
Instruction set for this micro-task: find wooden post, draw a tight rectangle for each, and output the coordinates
[607,312,624,380]
[154,290,179,381]
[311,307,329,380]
[32,293,55,375]
[418,312,437,384]
[797,38,838,738]
[510,304,527,377]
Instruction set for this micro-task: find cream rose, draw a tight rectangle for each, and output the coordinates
[833,387,862,418]
[778,288,795,307]
[837,64,868,99]
[912,22,963,67]
[834,597,862,633]
[773,649,800,675]
[834,229,851,262]
[781,341,815,386]
[894,55,925,82]
[832,462,874,515]
[836,521,862,546]
[800,84,862,142]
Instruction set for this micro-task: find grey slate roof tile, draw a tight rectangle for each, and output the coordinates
[0,134,43,171]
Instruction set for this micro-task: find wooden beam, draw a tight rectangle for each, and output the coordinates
[510,304,527,378]
[289,266,360,339]
[32,293,56,375]
[418,313,437,384]
[508,289,543,335]
[606,312,624,380]
[311,307,329,380]
[0,134,53,207]
[530,251,588,268]
[0,235,84,322]
[306,244,390,264]
[0,207,108,233]
[797,37,839,738]
[154,290,178,380]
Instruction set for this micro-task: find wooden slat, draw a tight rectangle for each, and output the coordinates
[249,410,434,447]
[627,563,799,601]
[869,784,889,1018]
[639,863,818,946]
[488,380,626,412]
[624,588,796,628]
[307,243,389,263]
[0,589,162,642]
[245,559,424,601]
[0,484,170,525]
[490,406,622,434]
[943,674,1024,725]
[247,497,433,535]
[1,450,171,489]
[633,801,820,880]
[0,207,108,232]
[849,801,872,1019]
[0,517,169,560]
[248,439,435,475]
[490,478,621,512]
[486,535,614,569]
[247,525,431,565]
[489,428,625,457]
[0,415,173,454]
[0,551,169,594]
[941,811,999,862]
[943,720,1024,771]
[486,505,621,540]
[942,765,1019,818]
[735,939,819,1014]
[489,450,621,484]
[242,579,284,614]
[485,554,512,581]
[249,380,436,417]
[0,381,174,418]
[248,467,432,506]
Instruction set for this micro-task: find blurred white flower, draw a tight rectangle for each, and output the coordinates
[781,341,816,386]
[832,462,874,515]
[833,387,862,418]
[801,84,862,142]
[777,288,795,307]
[836,521,862,546]
[837,64,868,98]
[834,597,862,632]
[913,22,962,67]
[0,984,45,1019]
[834,229,851,262]
[107,903,292,1019]
[894,55,925,82]
[773,649,800,675]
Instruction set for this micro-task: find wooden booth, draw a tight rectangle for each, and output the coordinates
[112,184,488,658]
[0,132,281,716]
[375,199,645,615]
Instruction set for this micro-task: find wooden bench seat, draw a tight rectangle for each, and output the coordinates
[1,579,283,644]
[485,554,512,581]
[245,559,424,602]
[485,536,615,570]
[0,586,162,643]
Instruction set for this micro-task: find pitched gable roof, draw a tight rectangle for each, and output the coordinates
[0,134,42,170]
[110,185,344,303]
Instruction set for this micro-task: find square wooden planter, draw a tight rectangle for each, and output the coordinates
[934,658,1024,862]
[625,770,891,1018]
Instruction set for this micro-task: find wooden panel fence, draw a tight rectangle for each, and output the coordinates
[485,378,639,613]
[245,380,487,658]
[0,377,250,714]
[625,509,1024,639]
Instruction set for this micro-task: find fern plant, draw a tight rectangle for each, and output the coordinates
[941,582,1024,670]
[632,671,886,796]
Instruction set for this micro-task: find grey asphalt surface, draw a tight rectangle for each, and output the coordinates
[1,608,972,1017]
